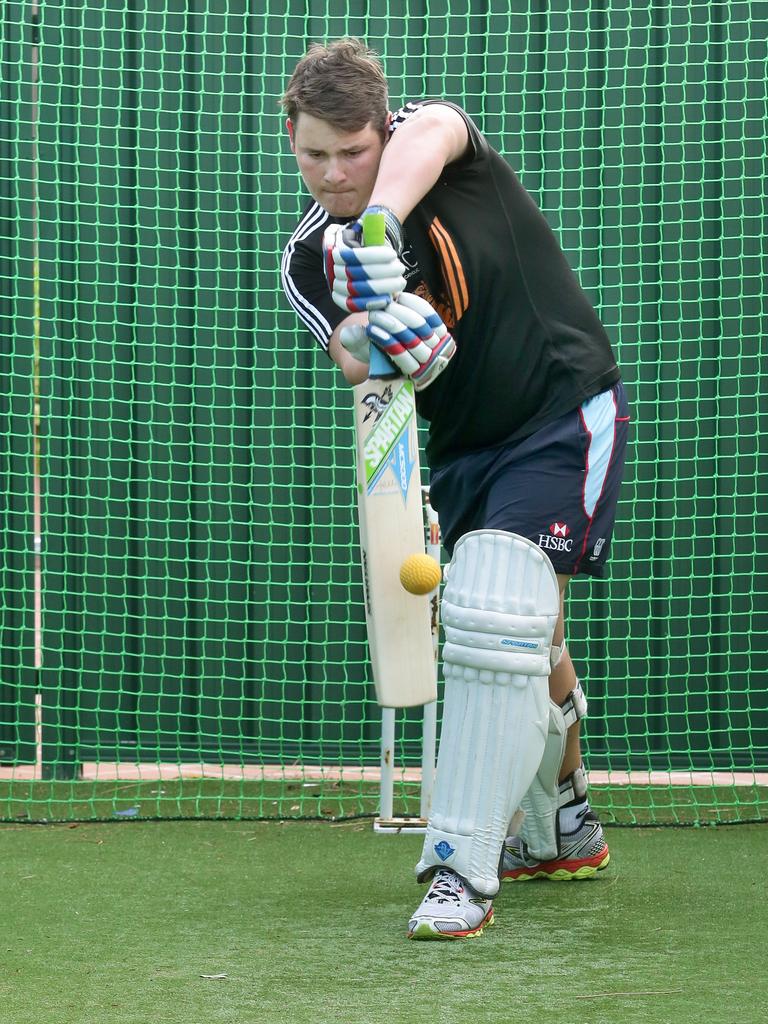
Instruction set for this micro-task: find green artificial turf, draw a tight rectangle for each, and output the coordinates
[0,821,765,1024]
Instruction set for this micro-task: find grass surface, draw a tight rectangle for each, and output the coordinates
[0,820,766,1024]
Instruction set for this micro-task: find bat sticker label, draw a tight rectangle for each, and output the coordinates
[361,382,417,502]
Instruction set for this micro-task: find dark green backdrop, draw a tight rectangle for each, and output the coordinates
[1,1,766,780]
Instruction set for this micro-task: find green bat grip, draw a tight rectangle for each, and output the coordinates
[361,212,398,379]
[362,210,387,246]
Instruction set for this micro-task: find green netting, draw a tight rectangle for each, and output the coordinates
[1,1,766,826]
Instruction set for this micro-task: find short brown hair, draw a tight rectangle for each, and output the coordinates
[280,38,389,133]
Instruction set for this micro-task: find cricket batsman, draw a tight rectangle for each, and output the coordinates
[280,38,629,939]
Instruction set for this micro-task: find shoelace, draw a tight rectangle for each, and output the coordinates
[426,871,464,905]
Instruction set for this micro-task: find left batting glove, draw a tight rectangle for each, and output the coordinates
[367,293,456,391]
[323,206,406,314]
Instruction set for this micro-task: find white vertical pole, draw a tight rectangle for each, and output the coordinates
[420,488,441,821]
[31,2,43,779]
[379,706,396,822]
[420,700,437,820]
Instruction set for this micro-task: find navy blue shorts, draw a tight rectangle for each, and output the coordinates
[429,382,630,577]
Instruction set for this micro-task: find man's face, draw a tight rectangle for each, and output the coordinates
[289,113,387,219]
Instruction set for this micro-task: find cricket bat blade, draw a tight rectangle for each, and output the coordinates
[353,376,437,708]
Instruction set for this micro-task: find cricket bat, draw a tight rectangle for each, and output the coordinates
[351,212,438,708]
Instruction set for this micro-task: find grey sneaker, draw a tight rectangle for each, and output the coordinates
[407,868,494,940]
[501,810,610,881]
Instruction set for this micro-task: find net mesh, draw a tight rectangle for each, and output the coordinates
[1,1,766,825]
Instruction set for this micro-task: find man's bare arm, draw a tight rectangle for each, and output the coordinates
[327,107,468,387]
[367,104,469,225]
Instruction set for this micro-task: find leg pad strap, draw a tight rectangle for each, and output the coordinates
[516,681,588,861]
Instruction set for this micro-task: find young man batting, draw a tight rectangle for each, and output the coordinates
[280,38,629,940]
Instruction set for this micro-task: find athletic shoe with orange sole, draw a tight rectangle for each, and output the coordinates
[500,810,610,882]
[407,868,494,940]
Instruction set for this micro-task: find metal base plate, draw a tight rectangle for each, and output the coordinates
[374,816,428,834]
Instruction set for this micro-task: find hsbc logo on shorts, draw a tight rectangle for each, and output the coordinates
[538,522,573,552]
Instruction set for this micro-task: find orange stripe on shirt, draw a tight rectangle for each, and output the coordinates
[428,217,469,320]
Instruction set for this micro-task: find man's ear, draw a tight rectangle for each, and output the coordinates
[286,118,295,151]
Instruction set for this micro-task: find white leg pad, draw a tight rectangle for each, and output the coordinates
[516,683,588,861]
[415,530,560,897]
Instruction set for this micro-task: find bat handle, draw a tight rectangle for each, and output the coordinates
[362,210,387,246]
[362,211,399,381]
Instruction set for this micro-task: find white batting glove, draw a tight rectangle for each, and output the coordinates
[367,293,457,391]
[322,222,406,314]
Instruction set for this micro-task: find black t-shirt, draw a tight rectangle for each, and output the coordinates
[281,100,620,467]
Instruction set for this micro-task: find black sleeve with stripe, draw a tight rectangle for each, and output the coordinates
[280,204,347,353]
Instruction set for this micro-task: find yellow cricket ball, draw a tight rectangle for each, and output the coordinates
[399,553,442,595]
